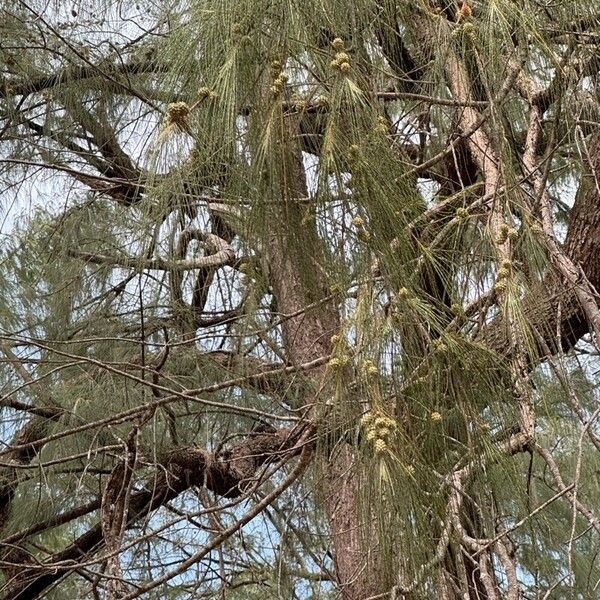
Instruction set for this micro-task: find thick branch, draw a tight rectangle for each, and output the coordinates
[2,427,302,600]
[481,131,600,356]
[1,60,166,100]
[71,233,235,272]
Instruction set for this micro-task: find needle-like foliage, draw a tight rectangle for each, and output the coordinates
[0,1,600,598]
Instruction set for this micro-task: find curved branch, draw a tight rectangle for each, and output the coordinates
[71,233,236,271]
[1,426,307,600]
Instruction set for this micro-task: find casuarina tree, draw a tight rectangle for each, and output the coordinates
[1,1,600,598]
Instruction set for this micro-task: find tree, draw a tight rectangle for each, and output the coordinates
[1,0,600,598]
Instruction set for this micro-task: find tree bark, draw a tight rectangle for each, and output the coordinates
[261,135,383,598]
[2,428,297,599]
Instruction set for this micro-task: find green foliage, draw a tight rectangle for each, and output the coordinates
[0,0,599,598]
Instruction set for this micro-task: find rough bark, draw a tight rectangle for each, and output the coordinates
[0,398,63,590]
[3,8,600,599]
[261,137,383,598]
[481,132,600,356]
[2,427,296,600]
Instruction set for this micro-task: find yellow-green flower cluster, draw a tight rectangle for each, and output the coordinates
[430,411,443,422]
[352,214,370,242]
[494,259,513,293]
[374,116,388,135]
[330,38,351,73]
[494,279,507,293]
[166,102,190,125]
[361,411,397,454]
[197,87,217,101]
[164,102,192,133]
[316,95,330,108]
[496,259,512,280]
[433,339,448,354]
[495,223,510,245]
[362,359,379,377]
[331,37,345,51]
[270,71,288,96]
[397,287,411,300]
[328,354,350,369]
[530,223,543,235]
